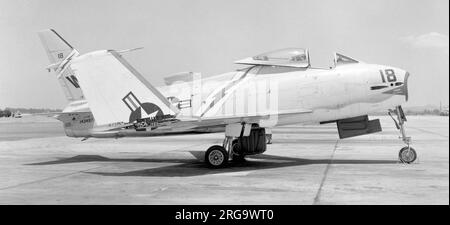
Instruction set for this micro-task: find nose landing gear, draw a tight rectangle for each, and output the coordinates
[389,105,417,163]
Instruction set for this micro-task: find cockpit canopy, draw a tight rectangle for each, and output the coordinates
[235,48,360,69]
[334,53,359,67]
[235,48,310,68]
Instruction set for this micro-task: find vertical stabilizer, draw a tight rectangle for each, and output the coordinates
[38,29,84,102]
[38,29,74,64]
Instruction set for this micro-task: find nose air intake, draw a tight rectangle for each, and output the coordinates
[404,72,409,101]
[382,71,410,101]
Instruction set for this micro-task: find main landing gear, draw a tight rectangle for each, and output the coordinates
[204,123,267,168]
[389,105,417,164]
[265,128,273,145]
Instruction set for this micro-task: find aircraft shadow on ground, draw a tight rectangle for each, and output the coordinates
[26,151,398,177]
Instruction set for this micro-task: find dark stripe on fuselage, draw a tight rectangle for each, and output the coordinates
[370,85,388,90]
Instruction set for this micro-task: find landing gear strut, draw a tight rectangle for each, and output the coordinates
[265,134,272,144]
[389,105,417,163]
[265,128,272,144]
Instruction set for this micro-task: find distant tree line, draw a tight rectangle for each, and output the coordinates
[406,109,445,116]
[0,109,12,117]
[0,107,61,117]
[369,109,448,116]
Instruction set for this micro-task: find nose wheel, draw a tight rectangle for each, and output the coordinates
[389,105,417,164]
[399,146,417,164]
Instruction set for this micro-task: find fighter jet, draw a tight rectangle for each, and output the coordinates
[38,29,416,168]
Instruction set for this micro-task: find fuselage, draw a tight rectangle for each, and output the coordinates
[59,62,409,138]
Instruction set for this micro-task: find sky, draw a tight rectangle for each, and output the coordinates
[0,0,448,109]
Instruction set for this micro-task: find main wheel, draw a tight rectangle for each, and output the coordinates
[399,146,417,164]
[205,145,228,168]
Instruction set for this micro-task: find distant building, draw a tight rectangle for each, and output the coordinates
[13,111,22,118]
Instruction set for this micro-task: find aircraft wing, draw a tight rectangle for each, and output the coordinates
[101,108,312,135]
[176,108,313,128]
[70,50,180,126]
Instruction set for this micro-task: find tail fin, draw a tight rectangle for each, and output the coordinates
[70,50,180,125]
[38,29,84,102]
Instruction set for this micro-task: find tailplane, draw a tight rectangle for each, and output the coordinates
[38,29,84,102]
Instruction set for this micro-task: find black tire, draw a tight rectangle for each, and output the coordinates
[205,145,228,168]
[229,141,244,162]
[231,140,241,153]
[399,146,417,164]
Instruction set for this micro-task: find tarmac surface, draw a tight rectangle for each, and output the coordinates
[0,115,448,204]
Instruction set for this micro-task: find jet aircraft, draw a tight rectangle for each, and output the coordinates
[38,29,416,168]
